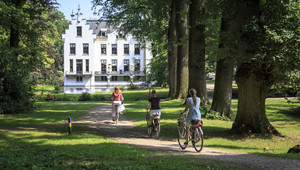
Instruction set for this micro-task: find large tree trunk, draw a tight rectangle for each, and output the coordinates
[232,68,279,135]
[211,0,236,118]
[175,0,189,99]
[231,0,279,135]
[188,0,209,105]
[211,58,234,118]
[168,0,177,99]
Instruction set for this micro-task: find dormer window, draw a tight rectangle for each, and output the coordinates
[77,26,82,37]
[116,33,125,39]
[100,31,106,37]
[100,29,107,37]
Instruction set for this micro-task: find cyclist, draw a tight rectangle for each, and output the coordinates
[180,88,201,145]
[111,86,124,121]
[147,90,161,127]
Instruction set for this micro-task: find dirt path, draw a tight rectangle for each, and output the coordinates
[74,105,300,170]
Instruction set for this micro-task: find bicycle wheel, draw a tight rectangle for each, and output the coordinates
[192,127,204,152]
[147,125,152,137]
[178,123,187,149]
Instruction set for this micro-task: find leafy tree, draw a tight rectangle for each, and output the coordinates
[30,9,69,86]
[0,0,58,114]
[93,0,170,88]
[232,0,300,135]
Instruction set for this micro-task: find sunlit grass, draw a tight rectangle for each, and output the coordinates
[0,115,240,169]
[125,99,300,159]
[0,101,243,169]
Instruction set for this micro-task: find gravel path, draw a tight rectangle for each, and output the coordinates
[74,105,300,170]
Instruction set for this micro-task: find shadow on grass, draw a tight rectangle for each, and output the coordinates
[0,125,244,170]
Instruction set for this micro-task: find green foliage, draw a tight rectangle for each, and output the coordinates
[78,92,92,101]
[0,0,65,114]
[128,82,140,90]
[93,0,170,87]
[200,106,230,121]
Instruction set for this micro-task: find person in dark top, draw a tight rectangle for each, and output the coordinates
[147,90,161,126]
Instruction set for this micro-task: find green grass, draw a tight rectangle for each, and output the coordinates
[0,101,242,169]
[125,98,300,159]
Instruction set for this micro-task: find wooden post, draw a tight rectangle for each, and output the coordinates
[68,116,72,134]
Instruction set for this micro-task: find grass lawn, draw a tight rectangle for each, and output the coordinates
[125,98,300,159]
[0,101,242,169]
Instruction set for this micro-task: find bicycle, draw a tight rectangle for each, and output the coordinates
[177,111,204,152]
[146,108,161,139]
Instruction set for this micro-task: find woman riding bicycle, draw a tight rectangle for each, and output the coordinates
[111,86,124,121]
[180,88,201,145]
[147,90,161,126]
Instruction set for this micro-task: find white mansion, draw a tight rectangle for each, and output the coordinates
[63,8,152,93]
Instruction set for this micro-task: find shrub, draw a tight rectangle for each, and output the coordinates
[92,94,107,101]
[200,106,230,121]
[78,92,92,101]
[128,82,139,90]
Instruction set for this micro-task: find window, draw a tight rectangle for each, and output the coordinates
[77,26,82,36]
[95,76,107,82]
[112,59,117,71]
[124,59,129,72]
[101,44,106,54]
[100,31,106,37]
[76,76,83,82]
[70,59,73,72]
[111,76,118,81]
[76,59,82,74]
[86,59,89,72]
[123,76,130,81]
[124,44,129,55]
[134,59,140,72]
[70,43,76,54]
[116,33,125,39]
[83,43,89,55]
[134,44,140,55]
[101,60,107,73]
[112,44,117,55]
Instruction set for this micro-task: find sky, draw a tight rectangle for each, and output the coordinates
[56,0,100,21]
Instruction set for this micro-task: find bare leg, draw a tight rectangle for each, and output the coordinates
[148,116,153,126]
[185,125,191,144]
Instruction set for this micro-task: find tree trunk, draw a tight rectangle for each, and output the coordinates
[211,58,234,118]
[232,68,279,135]
[232,0,279,135]
[188,0,209,105]
[175,0,189,99]
[168,0,177,99]
[211,0,236,118]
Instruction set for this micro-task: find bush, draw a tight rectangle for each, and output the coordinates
[200,106,230,121]
[128,82,139,90]
[92,94,107,101]
[54,93,79,101]
[78,92,92,101]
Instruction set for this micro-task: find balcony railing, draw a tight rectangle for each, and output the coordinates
[93,70,145,76]
[65,71,92,76]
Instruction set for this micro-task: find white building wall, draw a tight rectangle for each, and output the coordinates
[63,8,152,93]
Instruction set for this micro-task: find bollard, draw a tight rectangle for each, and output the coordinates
[68,116,72,134]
